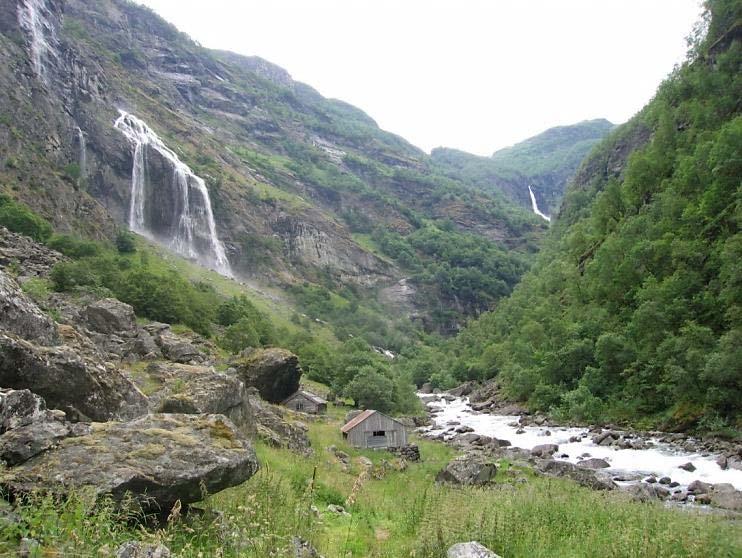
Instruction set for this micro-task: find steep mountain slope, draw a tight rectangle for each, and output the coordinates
[0,0,544,332]
[431,119,614,218]
[416,0,741,431]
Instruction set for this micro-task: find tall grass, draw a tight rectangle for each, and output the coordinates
[1,410,740,557]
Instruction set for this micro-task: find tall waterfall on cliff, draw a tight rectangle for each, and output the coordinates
[528,185,551,222]
[17,0,57,82]
[76,127,87,183]
[113,111,232,277]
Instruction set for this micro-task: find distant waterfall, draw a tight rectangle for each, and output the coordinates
[113,111,232,277]
[17,0,58,82]
[76,127,87,182]
[528,185,551,222]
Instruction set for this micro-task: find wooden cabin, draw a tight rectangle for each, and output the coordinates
[340,410,407,449]
[282,390,328,414]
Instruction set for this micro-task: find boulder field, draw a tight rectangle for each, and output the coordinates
[0,233,310,514]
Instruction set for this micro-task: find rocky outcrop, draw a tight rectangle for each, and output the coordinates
[146,363,255,437]
[236,348,302,403]
[83,298,137,335]
[0,227,67,280]
[447,541,501,558]
[1,413,259,513]
[0,389,61,433]
[436,456,497,486]
[246,388,311,454]
[0,332,147,421]
[143,323,204,364]
[0,269,59,345]
[0,420,74,466]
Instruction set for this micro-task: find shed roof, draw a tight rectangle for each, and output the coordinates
[283,390,327,405]
[340,410,404,433]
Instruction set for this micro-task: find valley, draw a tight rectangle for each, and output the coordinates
[0,0,740,556]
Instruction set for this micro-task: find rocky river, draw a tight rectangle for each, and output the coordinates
[420,393,742,510]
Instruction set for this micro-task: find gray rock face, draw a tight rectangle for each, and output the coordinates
[1,413,259,512]
[83,298,137,334]
[447,541,501,558]
[0,227,67,280]
[0,269,59,345]
[0,332,147,421]
[0,389,57,433]
[144,323,204,364]
[0,420,71,466]
[247,389,311,454]
[236,348,302,403]
[537,460,617,491]
[437,456,497,486]
[147,363,255,437]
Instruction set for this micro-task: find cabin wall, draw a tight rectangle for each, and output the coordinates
[346,414,407,448]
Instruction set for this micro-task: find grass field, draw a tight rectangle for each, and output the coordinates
[3,404,740,557]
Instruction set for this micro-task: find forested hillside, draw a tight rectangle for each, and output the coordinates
[412,0,742,432]
[431,119,614,216]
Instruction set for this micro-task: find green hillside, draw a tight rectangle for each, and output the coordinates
[416,0,742,432]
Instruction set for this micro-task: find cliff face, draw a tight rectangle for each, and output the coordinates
[1,0,543,297]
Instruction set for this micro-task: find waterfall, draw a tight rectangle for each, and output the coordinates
[528,185,551,222]
[76,127,87,182]
[17,0,58,82]
[113,111,232,277]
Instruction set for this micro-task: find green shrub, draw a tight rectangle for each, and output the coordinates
[115,230,137,254]
[47,234,101,258]
[0,194,52,242]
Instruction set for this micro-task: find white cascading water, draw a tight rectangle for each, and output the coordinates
[17,0,58,82]
[113,111,232,277]
[423,396,742,493]
[76,127,87,182]
[528,185,551,222]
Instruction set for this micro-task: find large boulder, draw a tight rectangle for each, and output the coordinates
[707,483,742,511]
[0,269,58,345]
[530,444,559,458]
[627,483,670,502]
[236,348,302,403]
[436,456,497,486]
[448,542,501,558]
[0,332,147,421]
[146,363,255,437]
[1,414,259,512]
[576,458,610,469]
[82,298,137,335]
[536,459,617,491]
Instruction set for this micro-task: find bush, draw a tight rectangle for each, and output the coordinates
[219,317,260,353]
[47,234,101,258]
[0,194,52,242]
[115,230,137,254]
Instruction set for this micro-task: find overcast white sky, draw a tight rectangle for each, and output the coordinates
[137,0,702,156]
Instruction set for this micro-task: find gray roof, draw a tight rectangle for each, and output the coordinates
[283,390,327,406]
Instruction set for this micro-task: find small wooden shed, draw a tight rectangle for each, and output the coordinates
[282,390,328,414]
[340,410,407,449]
